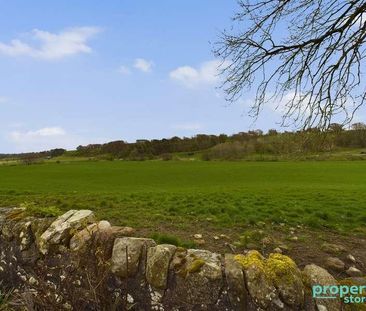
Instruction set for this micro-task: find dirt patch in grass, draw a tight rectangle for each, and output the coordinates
[135,221,366,279]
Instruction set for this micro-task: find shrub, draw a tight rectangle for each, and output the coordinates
[21,202,62,218]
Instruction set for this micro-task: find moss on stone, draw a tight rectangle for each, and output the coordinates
[266,253,299,285]
[234,251,265,271]
[235,251,299,285]
[187,258,206,273]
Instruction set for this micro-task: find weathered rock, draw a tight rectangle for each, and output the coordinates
[193,234,202,239]
[171,249,223,305]
[321,242,346,254]
[169,247,187,271]
[38,210,95,254]
[346,267,362,277]
[97,220,111,230]
[266,253,304,308]
[278,244,289,252]
[303,264,341,311]
[146,244,176,289]
[346,254,356,263]
[110,237,156,278]
[2,219,18,241]
[69,221,111,251]
[325,257,345,272]
[235,251,280,309]
[225,254,247,310]
[17,221,33,251]
[31,217,55,249]
[273,247,283,254]
[106,226,135,237]
[235,251,304,309]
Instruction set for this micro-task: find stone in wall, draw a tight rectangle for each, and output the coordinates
[69,220,111,251]
[146,244,176,289]
[38,209,95,254]
[224,253,249,310]
[235,250,282,310]
[266,253,304,308]
[303,264,341,311]
[111,237,156,278]
[165,248,223,307]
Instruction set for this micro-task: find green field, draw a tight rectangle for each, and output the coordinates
[0,160,365,234]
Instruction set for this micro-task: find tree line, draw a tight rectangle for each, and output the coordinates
[67,122,366,160]
[1,122,366,162]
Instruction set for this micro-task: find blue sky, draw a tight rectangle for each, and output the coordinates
[0,1,363,153]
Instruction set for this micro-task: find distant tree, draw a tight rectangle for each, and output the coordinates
[328,123,344,133]
[101,140,128,157]
[218,134,228,143]
[215,0,366,129]
[267,129,278,136]
[49,148,66,157]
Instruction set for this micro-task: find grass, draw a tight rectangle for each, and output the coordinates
[20,202,62,218]
[0,160,365,234]
[150,233,196,249]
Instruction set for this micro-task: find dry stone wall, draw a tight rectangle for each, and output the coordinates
[0,207,361,310]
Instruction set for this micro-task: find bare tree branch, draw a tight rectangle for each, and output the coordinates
[214,0,366,129]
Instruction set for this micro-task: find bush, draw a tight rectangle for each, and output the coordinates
[21,202,62,218]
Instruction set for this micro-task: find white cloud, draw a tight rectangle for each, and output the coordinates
[10,127,66,141]
[118,65,131,75]
[134,58,154,73]
[7,126,81,152]
[172,122,203,131]
[0,27,101,60]
[170,60,224,88]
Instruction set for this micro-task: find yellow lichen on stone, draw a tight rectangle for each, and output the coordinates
[235,251,299,285]
[266,253,298,285]
[187,258,206,273]
[234,251,265,271]
[266,253,297,276]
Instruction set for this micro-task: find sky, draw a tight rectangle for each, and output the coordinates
[0,1,364,153]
